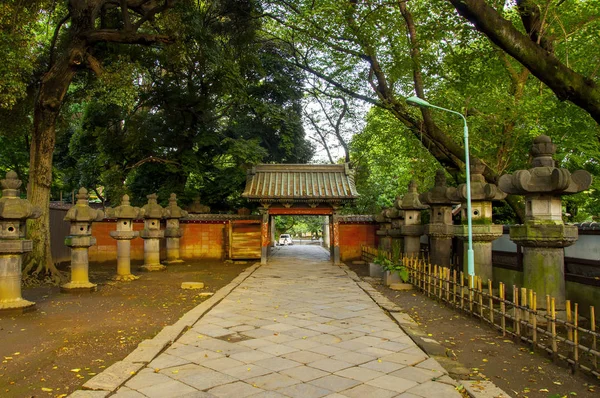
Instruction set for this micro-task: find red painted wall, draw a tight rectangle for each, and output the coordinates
[89,220,226,263]
[339,223,378,261]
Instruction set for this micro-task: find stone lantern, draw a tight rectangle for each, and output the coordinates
[447,159,506,282]
[0,171,41,313]
[62,188,104,292]
[107,195,140,281]
[499,135,592,308]
[139,193,166,271]
[420,170,459,267]
[387,197,404,253]
[164,193,188,264]
[186,195,210,214]
[396,181,428,258]
[375,208,394,252]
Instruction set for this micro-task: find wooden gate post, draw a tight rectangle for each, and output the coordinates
[260,208,270,265]
[332,212,341,265]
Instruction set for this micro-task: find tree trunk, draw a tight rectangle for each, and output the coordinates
[25,39,84,280]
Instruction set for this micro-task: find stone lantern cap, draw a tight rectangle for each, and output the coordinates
[140,193,165,219]
[165,193,188,219]
[186,196,211,214]
[498,135,592,195]
[105,194,140,219]
[64,188,104,223]
[396,180,428,211]
[447,159,506,202]
[419,170,460,206]
[0,171,42,222]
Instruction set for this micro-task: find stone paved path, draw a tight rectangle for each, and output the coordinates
[78,246,462,398]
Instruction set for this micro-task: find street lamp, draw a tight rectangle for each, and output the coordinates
[406,96,474,282]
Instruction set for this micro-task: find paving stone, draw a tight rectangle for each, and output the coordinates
[83,361,144,391]
[340,383,398,398]
[390,365,442,383]
[222,364,273,380]
[331,351,373,365]
[247,372,301,390]
[282,350,328,364]
[137,379,198,397]
[308,374,360,392]
[229,349,274,363]
[68,391,110,398]
[110,387,146,398]
[380,352,428,366]
[125,369,173,390]
[254,356,302,371]
[280,365,329,382]
[414,357,448,375]
[308,358,353,373]
[365,375,419,394]
[177,369,238,390]
[359,359,406,374]
[257,343,299,356]
[276,382,333,398]
[334,366,384,382]
[405,380,462,397]
[207,381,263,397]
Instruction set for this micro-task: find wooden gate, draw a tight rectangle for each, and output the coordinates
[229,220,261,259]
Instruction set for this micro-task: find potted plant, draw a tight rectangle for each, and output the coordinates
[369,250,387,278]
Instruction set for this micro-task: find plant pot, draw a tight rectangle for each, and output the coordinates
[383,270,401,286]
[369,263,384,278]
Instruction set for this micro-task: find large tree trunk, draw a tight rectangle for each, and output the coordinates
[25,37,86,280]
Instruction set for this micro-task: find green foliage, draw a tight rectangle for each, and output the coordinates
[274,216,324,239]
[51,0,313,209]
[347,107,438,214]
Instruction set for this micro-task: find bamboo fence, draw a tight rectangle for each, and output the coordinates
[361,246,600,378]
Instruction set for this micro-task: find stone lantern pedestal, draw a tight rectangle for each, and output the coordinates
[0,171,41,313]
[107,195,140,281]
[420,170,459,267]
[499,135,592,308]
[62,188,104,293]
[397,181,427,258]
[139,194,166,271]
[448,159,505,282]
[164,193,188,264]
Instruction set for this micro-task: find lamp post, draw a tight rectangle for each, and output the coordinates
[406,96,474,281]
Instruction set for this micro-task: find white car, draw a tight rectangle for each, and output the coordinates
[278,234,293,246]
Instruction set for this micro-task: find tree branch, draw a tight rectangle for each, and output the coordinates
[83,30,174,44]
[448,0,600,124]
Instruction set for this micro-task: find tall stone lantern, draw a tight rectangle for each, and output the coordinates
[447,159,506,282]
[396,181,428,258]
[186,195,210,214]
[499,135,592,308]
[420,170,459,267]
[375,208,394,252]
[164,193,188,264]
[139,193,166,271]
[107,195,140,281]
[0,171,41,313]
[62,188,104,292]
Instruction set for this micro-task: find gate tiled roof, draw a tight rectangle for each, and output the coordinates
[242,164,359,204]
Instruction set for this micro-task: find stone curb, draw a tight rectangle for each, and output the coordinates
[341,263,511,398]
[74,262,262,396]
[460,380,513,398]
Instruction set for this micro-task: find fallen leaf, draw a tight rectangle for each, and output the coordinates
[70,369,81,373]
[41,387,53,392]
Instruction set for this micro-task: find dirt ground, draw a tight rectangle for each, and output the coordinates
[347,262,598,398]
[0,260,249,398]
